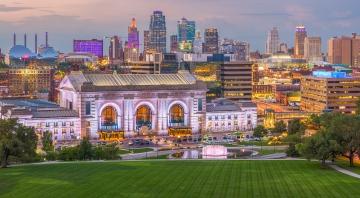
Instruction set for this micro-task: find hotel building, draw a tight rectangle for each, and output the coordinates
[301,71,360,114]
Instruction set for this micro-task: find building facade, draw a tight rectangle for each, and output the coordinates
[73,39,103,58]
[304,36,322,62]
[206,99,257,132]
[109,36,123,64]
[301,71,360,114]
[328,34,360,67]
[177,18,196,52]
[58,70,207,139]
[221,62,253,101]
[203,28,219,54]
[266,27,280,55]
[193,31,203,54]
[149,11,167,53]
[294,26,307,58]
[170,35,178,53]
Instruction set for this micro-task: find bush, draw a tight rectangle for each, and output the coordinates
[58,147,80,161]
[46,151,58,161]
[286,143,300,157]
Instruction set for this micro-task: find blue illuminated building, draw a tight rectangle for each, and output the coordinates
[312,71,348,78]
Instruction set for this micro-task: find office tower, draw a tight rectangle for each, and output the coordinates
[127,18,139,49]
[143,30,150,53]
[220,39,250,61]
[294,25,307,58]
[193,31,203,54]
[328,34,360,67]
[304,37,322,62]
[301,71,360,114]
[34,34,38,54]
[279,43,288,54]
[149,11,166,53]
[109,36,123,63]
[265,27,280,54]
[203,28,219,54]
[73,39,103,58]
[177,18,195,52]
[221,62,253,101]
[170,35,178,53]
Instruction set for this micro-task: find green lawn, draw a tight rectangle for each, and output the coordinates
[1,160,360,198]
[257,149,286,156]
[118,148,154,155]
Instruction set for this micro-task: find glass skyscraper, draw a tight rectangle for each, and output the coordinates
[177,18,195,52]
[149,11,166,53]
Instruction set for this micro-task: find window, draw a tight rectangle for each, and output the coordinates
[198,98,203,111]
[234,115,238,119]
[215,116,218,120]
[70,122,74,126]
[54,122,58,127]
[85,101,91,115]
[62,122,66,126]
[221,115,225,119]
[228,115,231,120]
[208,116,212,121]
[46,122,50,127]
[62,128,66,134]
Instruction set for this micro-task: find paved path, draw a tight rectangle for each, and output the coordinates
[328,164,360,179]
[260,153,287,159]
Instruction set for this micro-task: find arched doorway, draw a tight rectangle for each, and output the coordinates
[101,106,118,131]
[169,104,185,127]
[135,105,152,131]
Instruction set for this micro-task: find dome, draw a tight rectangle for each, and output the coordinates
[38,47,58,59]
[9,45,36,59]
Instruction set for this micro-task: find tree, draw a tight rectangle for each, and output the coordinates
[0,119,37,168]
[253,125,267,140]
[285,119,306,157]
[287,119,305,135]
[271,120,287,135]
[41,131,54,152]
[298,130,341,165]
[356,98,360,116]
[78,138,93,160]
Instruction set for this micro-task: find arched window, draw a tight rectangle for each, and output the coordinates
[136,105,152,130]
[101,106,117,130]
[169,104,185,127]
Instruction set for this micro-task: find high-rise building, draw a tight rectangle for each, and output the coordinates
[193,31,203,54]
[127,18,140,49]
[221,62,253,101]
[143,30,150,53]
[279,43,288,54]
[220,39,250,61]
[177,18,195,52]
[109,36,123,63]
[265,27,280,54]
[204,28,219,54]
[304,37,322,62]
[301,71,360,114]
[294,26,307,58]
[328,34,360,67]
[73,39,103,58]
[170,35,178,53]
[149,11,166,53]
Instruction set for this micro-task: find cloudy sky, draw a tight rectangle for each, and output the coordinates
[0,0,359,53]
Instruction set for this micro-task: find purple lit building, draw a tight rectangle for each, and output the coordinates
[127,18,140,49]
[73,39,103,58]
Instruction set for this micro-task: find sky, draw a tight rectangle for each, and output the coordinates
[0,0,359,54]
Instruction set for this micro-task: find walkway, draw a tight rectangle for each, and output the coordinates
[328,164,360,179]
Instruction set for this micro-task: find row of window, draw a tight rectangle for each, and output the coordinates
[207,114,252,121]
[208,120,252,127]
[43,122,75,127]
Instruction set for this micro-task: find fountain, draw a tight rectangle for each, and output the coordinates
[202,145,228,159]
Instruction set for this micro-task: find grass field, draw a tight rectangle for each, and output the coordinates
[1,160,360,198]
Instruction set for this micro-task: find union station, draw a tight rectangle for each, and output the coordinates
[58,70,207,140]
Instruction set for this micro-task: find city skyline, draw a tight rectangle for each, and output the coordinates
[0,0,359,53]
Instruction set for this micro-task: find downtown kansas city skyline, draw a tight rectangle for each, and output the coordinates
[0,0,359,53]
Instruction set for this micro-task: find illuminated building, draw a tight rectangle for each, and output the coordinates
[193,31,203,54]
[170,35,178,53]
[60,52,98,65]
[0,99,80,142]
[206,98,257,132]
[221,62,253,101]
[220,39,250,61]
[279,43,288,54]
[8,66,54,100]
[294,26,307,58]
[328,34,360,67]
[127,18,140,49]
[109,36,123,64]
[203,28,219,54]
[304,37,322,62]
[124,42,140,63]
[149,11,167,53]
[266,27,280,54]
[177,18,195,52]
[301,71,360,114]
[58,70,207,139]
[73,39,103,58]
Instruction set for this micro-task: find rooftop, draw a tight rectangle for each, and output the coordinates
[206,98,256,113]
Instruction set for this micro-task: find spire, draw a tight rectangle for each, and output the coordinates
[130,18,137,28]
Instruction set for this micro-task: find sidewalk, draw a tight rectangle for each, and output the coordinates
[328,164,360,179]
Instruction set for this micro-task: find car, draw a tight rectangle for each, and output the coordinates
[128,141,134,146]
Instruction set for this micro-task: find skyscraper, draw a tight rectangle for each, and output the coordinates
[294,25,307,58]
[170,35,178,53]
[143,30,150,53]
[109,36,123,63]
[149,11,166,53]
[177,18,195,52]
[328,34,360,67]
[193,31,203,54]
[203,28,219,54]
[304,37,322,62]
[265,27,280,54]
[127,18,139,49]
